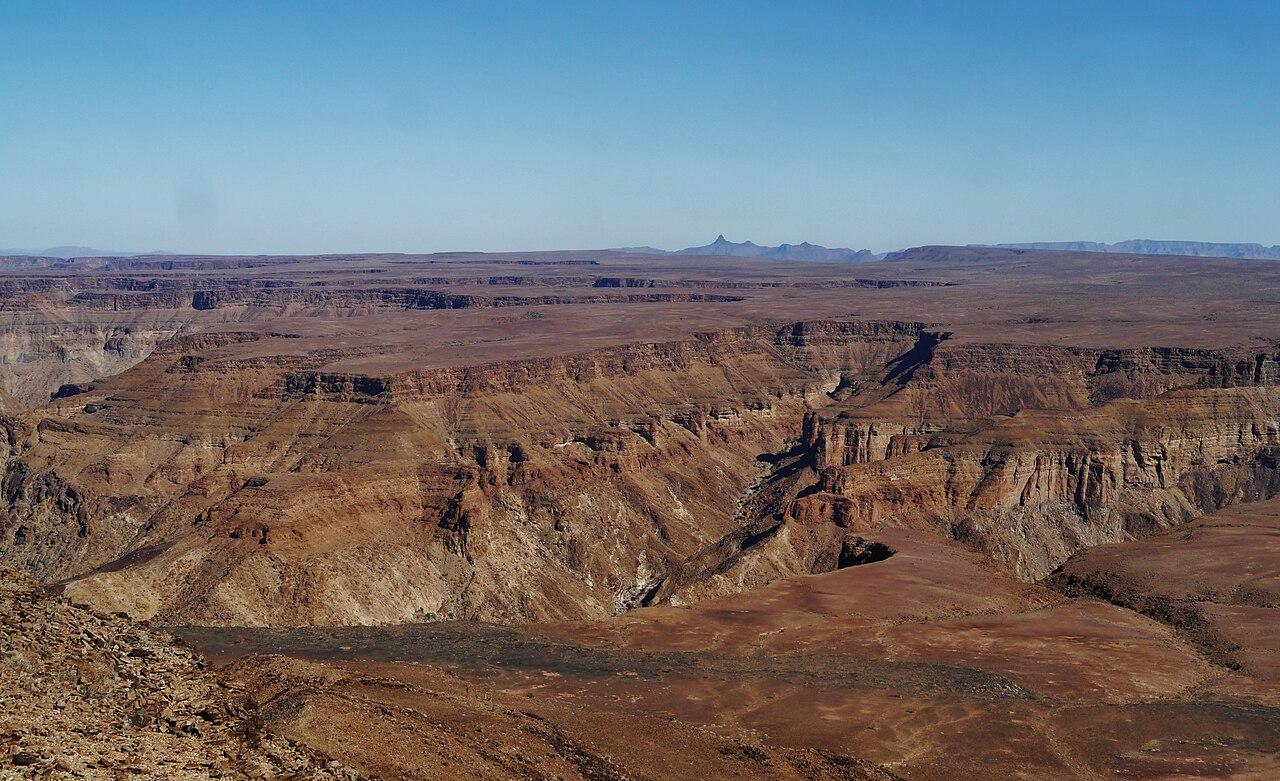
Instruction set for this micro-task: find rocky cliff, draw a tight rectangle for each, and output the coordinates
[622,338,1280,608]
[0,321,931,625]
[2,310,1276,627]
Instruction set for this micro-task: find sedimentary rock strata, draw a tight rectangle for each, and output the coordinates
[2,245,1280,777]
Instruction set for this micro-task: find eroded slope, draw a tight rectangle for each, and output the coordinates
[0,567,360,779]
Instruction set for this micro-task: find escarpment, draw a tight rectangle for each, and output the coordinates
[620,340,1280,609]
[795,389,1280,579]
[2,306,1276,627]
[0,322,182,409]
[265,320,935,402]
[0,320,935,625]
[1,283,746,312]
[0,276,761,410]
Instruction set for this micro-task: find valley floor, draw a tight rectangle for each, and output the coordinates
[176,498,1280,780]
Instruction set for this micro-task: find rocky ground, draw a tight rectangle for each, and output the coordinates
[4,246,1280,778]
[178,518,1280,779]
[0,568,361,780]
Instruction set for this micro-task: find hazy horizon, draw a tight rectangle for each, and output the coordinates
[9,234,1280,260]
[4,1,1278,255]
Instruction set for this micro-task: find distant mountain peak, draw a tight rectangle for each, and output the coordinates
[671,235,880,262]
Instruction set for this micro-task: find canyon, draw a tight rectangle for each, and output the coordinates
[2,245,1280,778]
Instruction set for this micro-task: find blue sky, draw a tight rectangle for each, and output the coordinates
[2,1,1277,254]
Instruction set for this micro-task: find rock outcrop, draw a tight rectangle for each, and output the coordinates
[0,567,361,779]
[629,340,1280,607]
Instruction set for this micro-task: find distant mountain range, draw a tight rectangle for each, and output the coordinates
[614,236,1280,264]
[991,240,1280,260]
[0,246,156,258]
[612,235,881,262]
[8,239,1280,264]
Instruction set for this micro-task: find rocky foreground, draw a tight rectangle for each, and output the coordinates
[0,568,360,780]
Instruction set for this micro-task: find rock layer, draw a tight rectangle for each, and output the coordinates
[2,247,1280,629]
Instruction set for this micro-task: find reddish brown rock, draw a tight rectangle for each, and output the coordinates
[3,246,1280,777]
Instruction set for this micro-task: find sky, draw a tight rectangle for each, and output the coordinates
[2,0,1278,255]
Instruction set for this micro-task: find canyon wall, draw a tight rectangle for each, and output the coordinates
[1,314,1277,627]
[0,322,181,409]
[634,339,1280,607]
[0,321,929,625]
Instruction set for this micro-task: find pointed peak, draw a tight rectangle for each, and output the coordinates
[669,235,875,262]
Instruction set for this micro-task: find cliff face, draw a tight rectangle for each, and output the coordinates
[800,389,1280,580]
[0,321,933,625]
[1,313,1278,627]
[804,345,1280,509]
[0,284,746,312]
[0,322,180,408]
[629,339,1280,608]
